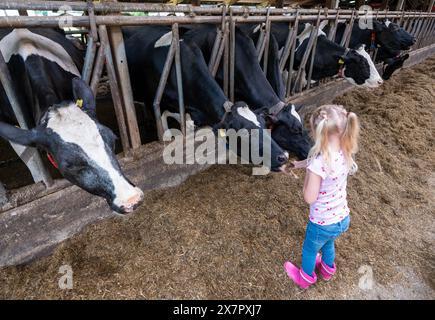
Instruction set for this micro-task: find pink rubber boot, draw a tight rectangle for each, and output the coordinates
[284,261,317,289]
[315,253,336,281]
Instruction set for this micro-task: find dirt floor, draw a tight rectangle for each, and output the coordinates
[0,57,434,300]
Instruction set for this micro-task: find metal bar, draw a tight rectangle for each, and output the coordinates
[262,8,272,75]
[0,47,53,187]
[306,11,322,90]
[293,22,318,94]
[341,9,355,47]
[81,37,97,84]
[223,21,230,98]
[87,0,98,42]
[0,0,412,14]
[279,11,299,72]
[152,32,177,141]
[328,8,340,41]
[172,23,186,136]
[0,1,431,17]
[208,29,222,72]
[415,17,429,48]
[345,10,357,48]
[286,15,300,97]
[256,26,266,58]
[98,25,130,153]
[211,24,229,77]
[90,42,106,94]
[229,9,235,102]
[0,13,434,28]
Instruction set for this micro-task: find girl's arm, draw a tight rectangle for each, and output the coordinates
[303,170,322,204]
[292,159,308,169]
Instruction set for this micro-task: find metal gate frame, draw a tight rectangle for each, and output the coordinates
[0,0,434,196]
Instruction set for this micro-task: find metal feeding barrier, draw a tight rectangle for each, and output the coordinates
[0,0,435,195]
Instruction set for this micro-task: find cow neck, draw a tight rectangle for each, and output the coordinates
[315,37,347,78]
[337,48,350,78]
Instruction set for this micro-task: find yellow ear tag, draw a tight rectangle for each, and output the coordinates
[218,128,226,138]
[76,99,83,108]
[338,58,345,65]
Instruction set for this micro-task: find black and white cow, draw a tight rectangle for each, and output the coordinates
[180,24,312,160]
[331,20,415,80]
[269,22,383,89]
[123,25,289,171]
[0,28,144,214]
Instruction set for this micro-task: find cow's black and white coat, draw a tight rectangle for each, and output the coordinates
[330,20,415,80]
[0,28,143,213]
[178,24,312,160]
[267,22,383,90]
[123,25,289,171]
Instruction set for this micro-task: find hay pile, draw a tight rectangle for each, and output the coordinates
[0,57,434,300]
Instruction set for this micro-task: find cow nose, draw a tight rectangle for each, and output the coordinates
[119,188,144,214]
[277,153,289,165]
[377,79,384,85]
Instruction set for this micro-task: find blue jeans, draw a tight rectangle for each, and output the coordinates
[301,216,350,275]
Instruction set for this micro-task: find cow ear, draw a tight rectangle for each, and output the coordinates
[72,78,96,117]
[0,122,45,147]
[356,43,366,51]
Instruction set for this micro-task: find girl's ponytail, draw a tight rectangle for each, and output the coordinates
[308,115,331,168]
[341,112,360,174]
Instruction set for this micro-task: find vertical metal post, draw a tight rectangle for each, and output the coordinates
[172,23,186,136]
[229,9,235,103]
[262,8,272,75]
[328,8,340,41]
[223,21,230,98]
[81,0,98,84]
[293,18,320,94]
[307,10,322,89]
[280,10,299,72]
[152,30,177,141]
[211,25,229,78]
[286,13,300,98]
[90,40,106,94]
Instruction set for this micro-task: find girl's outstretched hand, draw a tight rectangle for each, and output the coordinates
[292,159,308,169]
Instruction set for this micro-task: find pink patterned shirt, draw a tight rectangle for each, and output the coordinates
[307,150,350,226]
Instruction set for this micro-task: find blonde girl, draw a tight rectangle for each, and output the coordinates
[284,104,360,289]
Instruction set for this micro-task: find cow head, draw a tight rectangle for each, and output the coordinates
[354,45,384,88]
[373,20,403,57]
[337,49,372,86]
[214,101,289,172]
[262,104,312,160]
[0,78,144,214]
[384,20,415,50]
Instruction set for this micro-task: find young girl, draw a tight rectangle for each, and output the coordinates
[284,104,360,289]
